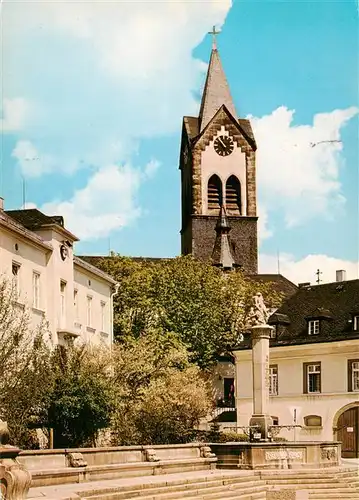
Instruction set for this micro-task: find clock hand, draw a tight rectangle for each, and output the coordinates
[218,137,227,148]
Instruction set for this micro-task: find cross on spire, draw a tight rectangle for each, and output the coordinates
[208,25,221,49]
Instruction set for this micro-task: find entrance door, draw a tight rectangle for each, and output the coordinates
[223,378,235,407]
[337,406,359,458]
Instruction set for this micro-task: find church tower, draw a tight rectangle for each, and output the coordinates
[179,29,258,274]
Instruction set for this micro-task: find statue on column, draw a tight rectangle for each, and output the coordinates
[247,292,269,327]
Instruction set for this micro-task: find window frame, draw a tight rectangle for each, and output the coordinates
[32,271,41,309]
[74,289,79,320]
[86,295,93,327]
[303,362,321,394]
[12,261,21,297]
[353,315,359,331]
[100,300,106,332]
[269,364,278,396]
[60,280,67,319]
[348,359,359,392]
[308,319,320,335]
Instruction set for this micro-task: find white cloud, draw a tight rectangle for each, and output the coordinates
[258,204,273,241]
[3,0,232,237]
[39,160,160,240]
[251,106,358,236]
[11,140,56,177]
[0,98,31,132]
[260,252,359,285]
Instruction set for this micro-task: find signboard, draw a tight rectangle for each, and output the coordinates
[253,433,261,440]
[347,427,354,433]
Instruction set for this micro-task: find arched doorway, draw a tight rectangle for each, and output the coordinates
[333,402,359,458]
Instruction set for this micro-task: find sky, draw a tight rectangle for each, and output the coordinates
[1,0,358,285]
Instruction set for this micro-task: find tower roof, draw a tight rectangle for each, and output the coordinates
[212,206,236,270]
[199,47,237,132]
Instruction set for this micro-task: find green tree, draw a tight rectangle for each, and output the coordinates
[48,344,113,448]
[95,255,281,369]
[110,330,212,445]
[0,276,53,448]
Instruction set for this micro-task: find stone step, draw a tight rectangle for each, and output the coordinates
[129,488,267,500]
[81,478,266,500]
[309,493,359,499]
[266,479,343,490]
[82,482,268,500]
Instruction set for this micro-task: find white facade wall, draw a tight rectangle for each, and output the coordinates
[234,339,359,441]
[0,221,113,347]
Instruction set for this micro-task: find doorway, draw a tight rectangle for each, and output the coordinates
[335,404,359,458]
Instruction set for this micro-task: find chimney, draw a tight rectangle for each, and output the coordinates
[0,197,4,211]
[298,282,310,289]
[336,270,346,282]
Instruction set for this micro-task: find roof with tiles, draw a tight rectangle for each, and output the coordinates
[0,210,53,250]
[236,279,359,350]
[199,48,237,132]
[5,209,79,242]
[5,209,65,230]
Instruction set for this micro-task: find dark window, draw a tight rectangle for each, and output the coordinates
[271,416,279,426]
[348,359,359,392]
[223,377,235,406]
[303,362,321,394]
[225,175,241,214]
[207,175,222,210]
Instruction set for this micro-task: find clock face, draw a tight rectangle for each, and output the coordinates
[214,135,234,156]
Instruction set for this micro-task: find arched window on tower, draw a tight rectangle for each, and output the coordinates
[226,175,241,215]
[207,175,222,211]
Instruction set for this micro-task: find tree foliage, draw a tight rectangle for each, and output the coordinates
[48,344,113,448]
[95,255,281,369]
[110,330,212,445]
[0,276,53,447]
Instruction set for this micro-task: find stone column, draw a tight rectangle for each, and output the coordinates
[249,325,273,441]
[0,421,32,500]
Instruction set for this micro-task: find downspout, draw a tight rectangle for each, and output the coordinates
[110,283,120,349]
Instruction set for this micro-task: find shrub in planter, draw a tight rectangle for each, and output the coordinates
[219,431,248,442]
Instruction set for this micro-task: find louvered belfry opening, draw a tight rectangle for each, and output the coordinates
[226,175,241,214]
[207,175,222,211]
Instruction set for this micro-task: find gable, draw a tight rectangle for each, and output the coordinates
[193,105,256,154]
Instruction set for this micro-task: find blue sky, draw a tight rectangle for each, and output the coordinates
[1,0,358,284]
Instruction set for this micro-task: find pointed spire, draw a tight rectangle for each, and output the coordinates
[212,206,236,270]
[199,35,237,132]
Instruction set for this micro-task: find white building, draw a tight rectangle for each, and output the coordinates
[233,273,359,458]
[0,198,117,347]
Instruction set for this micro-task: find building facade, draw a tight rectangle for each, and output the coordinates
[234,275,359,458]
[0,199,117,347]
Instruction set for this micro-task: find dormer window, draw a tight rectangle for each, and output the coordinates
[308,319,320,335]
[353,315,359,331]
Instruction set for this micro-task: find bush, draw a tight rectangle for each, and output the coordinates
[219,431,248,442]
[48,345,113,448]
